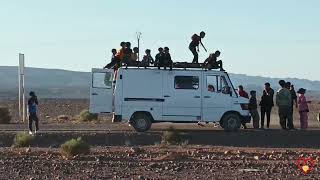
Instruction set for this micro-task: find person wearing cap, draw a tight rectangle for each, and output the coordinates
[260,82,274,129]
[189,31,207,64]
[28,91,39,134]
[249,90,260,129]
[276,80,292,130]
[297,88,309,129]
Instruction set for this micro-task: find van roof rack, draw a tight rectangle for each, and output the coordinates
[121,62,224,71]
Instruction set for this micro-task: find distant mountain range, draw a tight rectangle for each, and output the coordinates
[1,66,320,100]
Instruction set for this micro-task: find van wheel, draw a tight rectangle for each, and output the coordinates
[221,113,241,132]
[130,113,152,132]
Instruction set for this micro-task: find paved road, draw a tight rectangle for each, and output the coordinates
[1,122,320,148]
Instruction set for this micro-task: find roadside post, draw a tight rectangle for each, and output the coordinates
[18,53,26,122]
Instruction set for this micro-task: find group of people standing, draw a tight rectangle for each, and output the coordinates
[238,81,310,130]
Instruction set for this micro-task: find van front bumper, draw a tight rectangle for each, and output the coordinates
[241,115,251,123]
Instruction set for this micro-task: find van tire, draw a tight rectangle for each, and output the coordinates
[130,113,152,132]
[221,113,241,132]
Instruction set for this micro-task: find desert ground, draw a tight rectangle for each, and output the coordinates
[0,99,320,179]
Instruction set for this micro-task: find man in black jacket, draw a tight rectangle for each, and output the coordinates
[260,83,274,129]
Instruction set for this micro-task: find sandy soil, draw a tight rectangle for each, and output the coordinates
[0,146,319,180]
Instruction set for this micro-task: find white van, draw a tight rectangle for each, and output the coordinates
[90,67,251,132]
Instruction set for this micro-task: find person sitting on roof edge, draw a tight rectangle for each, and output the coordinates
[155,47,164,68]
[140,49,154,68]
[203,50,224,71]
[161,47,173,70]
[104,48,118,69]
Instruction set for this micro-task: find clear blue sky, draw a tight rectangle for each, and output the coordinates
[1,0,319,80]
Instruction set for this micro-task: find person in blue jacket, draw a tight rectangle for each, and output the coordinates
[28,91,39,134]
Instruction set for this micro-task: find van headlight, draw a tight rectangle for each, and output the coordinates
[240,104,249,110]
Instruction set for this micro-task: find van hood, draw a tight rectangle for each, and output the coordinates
[236,97,250,104]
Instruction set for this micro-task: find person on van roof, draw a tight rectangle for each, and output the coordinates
[104,49,118,69]
[203,51,224,71]
[141,49,154,68]
[115,42,126,61]
[161,47,173,70]
[131,47,139,61]
[189,31,207,63]
[122,42,134,68]
[249,90,260,129]
[155,47,164,68]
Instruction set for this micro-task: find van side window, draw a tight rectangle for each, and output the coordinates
[206,75,218,93]
[219,76,231,94]
[92,72,112,89]
[175,76,199,90]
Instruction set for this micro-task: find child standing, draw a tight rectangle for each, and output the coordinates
[298,88,309,130]
[249,90,260,129]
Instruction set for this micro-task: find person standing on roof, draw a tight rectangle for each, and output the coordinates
[155,47,164,68]
[28,91,39,135]
[238,85,249,129]
[189,31,207,63]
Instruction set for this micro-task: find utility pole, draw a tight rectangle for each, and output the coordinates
[136,32,142,61]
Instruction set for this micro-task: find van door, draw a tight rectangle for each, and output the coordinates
[202,74,232,122]
[162,71,202,121]
[89,68,114,113]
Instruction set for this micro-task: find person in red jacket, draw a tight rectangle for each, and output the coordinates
[189,31,207,63]
[238,85,249,129]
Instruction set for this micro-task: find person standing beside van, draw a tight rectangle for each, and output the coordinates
[260,82,274,129]
[238,85,249,129]
[297,88,309,130]
[189,31,207,63]
[276,80,292,130]
[28,91,39,135]
[249,90,260,129]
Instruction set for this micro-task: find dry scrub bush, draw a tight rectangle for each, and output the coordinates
[162,127,185,145]
[0,107,11,124]
[78,110,98,122]
[60,137,90,158]
[14,132,35,147]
